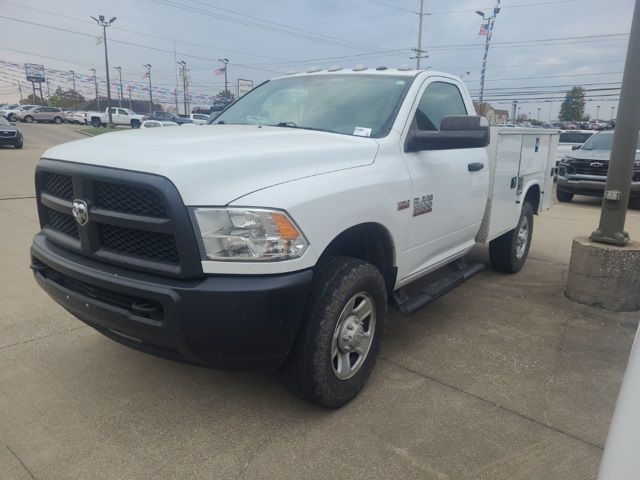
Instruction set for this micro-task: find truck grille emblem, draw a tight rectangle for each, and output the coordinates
[71,199,89,226]
[590,162,604,168]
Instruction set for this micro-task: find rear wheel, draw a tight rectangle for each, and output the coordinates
[489,202,534,273]
[24,115,33,123]
[282,256,387,408]
[53,116,63,124]
[91,118,102,128]
[556,188,573,202]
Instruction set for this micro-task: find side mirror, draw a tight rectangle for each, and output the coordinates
[405,116,490,152]
[571,145,581,151]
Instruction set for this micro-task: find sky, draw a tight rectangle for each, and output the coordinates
[0,0,634,120]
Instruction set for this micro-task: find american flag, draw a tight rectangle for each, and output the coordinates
[479,23,490,36]
[214,67,226,76]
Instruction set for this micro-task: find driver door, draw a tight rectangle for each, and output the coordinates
[400,78,489,281]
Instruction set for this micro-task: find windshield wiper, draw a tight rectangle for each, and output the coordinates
[272,122,335,134]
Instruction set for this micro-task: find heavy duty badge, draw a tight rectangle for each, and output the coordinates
[397,200,410,211]
[413,194,433,216]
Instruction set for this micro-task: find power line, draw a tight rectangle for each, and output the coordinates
[427,0,580,15]
[365,0,418,14]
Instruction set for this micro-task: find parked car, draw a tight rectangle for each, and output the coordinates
[0,115,23,149]
[0,104,20,120]
[556,130,595,167]
[3,104,37,122]
[88,107,147,128]
[149,111,193,125]
[18,106,65,124]
[30,69,558,408]
[190,113,209,125]
[556,130,640,207]
[64,110,87,125]
[141,120,179,128]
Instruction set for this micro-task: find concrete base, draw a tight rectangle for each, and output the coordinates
[566,236,640,311]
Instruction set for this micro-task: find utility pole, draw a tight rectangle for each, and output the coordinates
[91,15,116,126]
[70,70,77,110]
[17,81,23,101]
[178,61,187,115]
[596,105,601,122]
[511,100,517,125]
[475,1,501,108]
[173,41,179,113]
[143,64,153,115]
[590,0,640,246]
[127,85,132,109]
[218,58,229,94]
[411,0,428,69]
[89,68,100,111]
[611,106,616,121]
[114,66,123,107]
[537,107,541,121]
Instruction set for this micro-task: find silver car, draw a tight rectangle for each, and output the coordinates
[19,106,65,124]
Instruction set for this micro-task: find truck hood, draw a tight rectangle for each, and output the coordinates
[43,125,379,205]
[568,149,640,162]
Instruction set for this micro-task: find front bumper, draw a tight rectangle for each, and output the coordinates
[0,135,21,146]
[557,175,640,198]
[31,233,313,368]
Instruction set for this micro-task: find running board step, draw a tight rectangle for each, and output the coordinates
[393,259,484,315]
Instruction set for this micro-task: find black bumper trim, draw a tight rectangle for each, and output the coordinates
[31,233,313,368]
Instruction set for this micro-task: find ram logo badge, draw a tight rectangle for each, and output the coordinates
[71,199,89,226]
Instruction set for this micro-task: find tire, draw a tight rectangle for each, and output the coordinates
[91,118,101,128]
[131,120,141,129]
[15,142,23,149]
[281,256,387,408]
[53,117,62,124]
[489,202,534,273]
[556,188,573,202]
[8,114,16,122]
[24,116,33,123]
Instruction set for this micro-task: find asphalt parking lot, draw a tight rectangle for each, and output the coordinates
[1,123,639,479]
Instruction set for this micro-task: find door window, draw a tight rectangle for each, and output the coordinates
[117,109,128,115]
[414,81,467,131]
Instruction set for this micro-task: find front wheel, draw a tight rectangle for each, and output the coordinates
[15,142,23,149]
[556,188,573,202]
[282,257,387,408]
[91,118,102,128]
[53,116,63,124]
[131,120,141,129]
[24,116,33,123]
[489,202,534,273]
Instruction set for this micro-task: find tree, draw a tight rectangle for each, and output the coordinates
[49,87,85,109]
[20,94,44,105]
[559,86,586,121]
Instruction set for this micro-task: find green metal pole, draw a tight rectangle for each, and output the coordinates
[591,0,640,245]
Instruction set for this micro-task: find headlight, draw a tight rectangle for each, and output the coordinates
[560,156,575,165]
[191,208,308,261]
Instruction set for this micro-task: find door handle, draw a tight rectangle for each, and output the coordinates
[468,162,484,172]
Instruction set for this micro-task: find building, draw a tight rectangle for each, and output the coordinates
[474,102,509,124]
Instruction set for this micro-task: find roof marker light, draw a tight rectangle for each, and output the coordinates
[375,66,388,71]
[353,64,367,71]
[398,65,413,71]
[307,66,322,73]
[327,65,343,72]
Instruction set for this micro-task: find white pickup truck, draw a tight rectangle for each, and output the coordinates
[30,69,558,408]
[88,107,147,128]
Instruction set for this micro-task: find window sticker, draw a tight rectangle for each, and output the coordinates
[353,126,372,137]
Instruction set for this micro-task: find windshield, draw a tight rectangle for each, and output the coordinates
[0,116,11,126]
[581,132,640,151]
[559,132,593,144]
[211,74,414,138]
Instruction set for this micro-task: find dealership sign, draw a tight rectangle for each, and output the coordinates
[237,79,253,98]
[25,63,45,83]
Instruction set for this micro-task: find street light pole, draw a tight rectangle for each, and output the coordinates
[143,64,153,115]
[178,61,187,115]
[114,66,123,108]
[537,107,541,121]
[91,15,116,126]
[411,0,427,69]
[596,104,601,122]
[89,68,99,111]
[70,70,77,111]
[475,1,501,109]
[218,58,229,94]
[611,106,616,121]
[591,0,640,245]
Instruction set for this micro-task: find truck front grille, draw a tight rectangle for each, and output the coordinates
[572,160,608,176]
[35,160,203,279]
[101,224,179,263]
[43,172,73,200]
